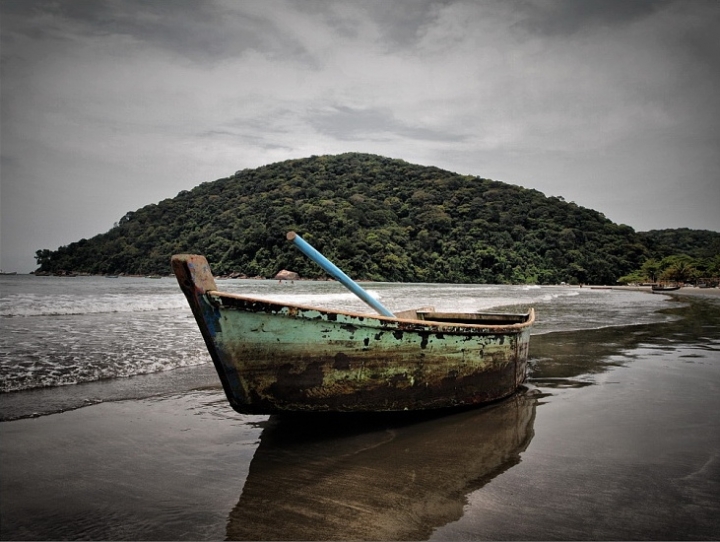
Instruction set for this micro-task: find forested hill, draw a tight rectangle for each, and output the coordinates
[33,153,712,284]
[637,228,720,260]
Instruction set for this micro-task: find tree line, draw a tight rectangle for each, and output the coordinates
[618,254,720,286]
[34,153,719,285]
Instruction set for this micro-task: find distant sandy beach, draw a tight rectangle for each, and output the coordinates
[664,286,720,298]
[597,285,720,298]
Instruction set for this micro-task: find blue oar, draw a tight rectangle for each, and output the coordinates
[286,231,395,317]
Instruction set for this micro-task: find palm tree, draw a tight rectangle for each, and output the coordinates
[661,261,697,283]
[640,259,662,283]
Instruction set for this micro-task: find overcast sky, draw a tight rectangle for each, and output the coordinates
[2,0,719,272]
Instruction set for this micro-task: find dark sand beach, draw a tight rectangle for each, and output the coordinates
[1,288,719,540]
[1,390,262,540]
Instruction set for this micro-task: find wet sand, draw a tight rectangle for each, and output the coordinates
[1,294,719,540]
[1,390,264,540]
[667,286,720,298]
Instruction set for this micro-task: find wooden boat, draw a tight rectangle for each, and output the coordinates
[652,283,680,292]
[172,247,534,414]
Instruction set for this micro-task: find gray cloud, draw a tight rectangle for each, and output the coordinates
[309,106,467,142]
[1,0,718,272]
[516,0,675,36]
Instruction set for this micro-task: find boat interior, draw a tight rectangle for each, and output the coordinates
[394,307,531,325]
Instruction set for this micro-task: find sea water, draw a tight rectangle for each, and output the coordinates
[2,274,719,540]
[1,274,675,414]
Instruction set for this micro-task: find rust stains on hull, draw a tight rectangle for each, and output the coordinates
[172,254,534,414]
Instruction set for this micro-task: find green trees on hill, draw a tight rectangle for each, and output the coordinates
[638,229,720,260]
[617,254,720,285]
[33,153,718,284]
[616,230,720,285]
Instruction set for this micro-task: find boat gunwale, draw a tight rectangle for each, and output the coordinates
[205,289,535,332]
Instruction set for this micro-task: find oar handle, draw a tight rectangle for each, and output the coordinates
[287,231,395,317]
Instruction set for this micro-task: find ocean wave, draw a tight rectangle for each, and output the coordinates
[0,293,188,317]
[540,290,580,302]
[0,353,210,393]
[0,313,210,393]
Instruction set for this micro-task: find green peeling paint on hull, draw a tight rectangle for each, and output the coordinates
[172,254,535,414]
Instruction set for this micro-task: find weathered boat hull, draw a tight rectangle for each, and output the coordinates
[172,254,534,414]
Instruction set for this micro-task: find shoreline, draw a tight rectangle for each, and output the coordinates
[594,284,720,298]
[2,286,719,539]
[2,285,717,422]
[3,311,719,540]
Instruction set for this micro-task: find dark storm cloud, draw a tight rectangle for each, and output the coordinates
[2,0,447,64]
[332,0,442,49]
[1,0,310,63]
[517,0,675,36]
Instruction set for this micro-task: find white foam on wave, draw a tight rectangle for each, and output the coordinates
[0,293,188,317]
[539,290,580,302]
[0,311,211,392]
[0,350,211,393]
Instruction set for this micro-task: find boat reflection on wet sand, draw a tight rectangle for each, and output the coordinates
[226,391,537,541]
